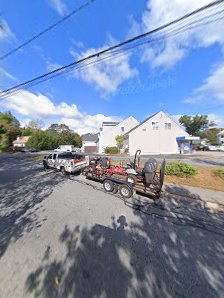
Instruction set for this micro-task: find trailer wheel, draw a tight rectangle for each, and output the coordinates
[127,174,136,185]
[112,183,118,194]
[119,185,132,199]
[103,179,114,192]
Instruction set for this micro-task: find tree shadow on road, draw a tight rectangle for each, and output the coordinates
[0,157,66,257]
[25,185,224,298]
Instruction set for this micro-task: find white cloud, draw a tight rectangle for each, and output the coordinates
[60,113,122,135]
[48,0,67,16]
[207,113,224,127]
[184,63,224,104]
[0,89,121,134]
[70,40,138,96]
[0,90,79,118]
[134,0,224,69]
[0,68,17,82]
[0,18,16,42]
[0,19,15,40]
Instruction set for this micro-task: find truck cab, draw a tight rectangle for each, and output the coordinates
[43,152,89,174]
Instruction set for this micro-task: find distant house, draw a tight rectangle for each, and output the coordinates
[13,136,30,148]
[81,133,99,153]
[125,111,199,155]
[98,116,140,153]
[217,130,224,144]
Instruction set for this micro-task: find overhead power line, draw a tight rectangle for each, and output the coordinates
[0,0,224,98]
[0,0,96,61]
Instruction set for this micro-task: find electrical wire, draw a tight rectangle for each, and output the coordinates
[1,0,224,98]
[0,0,96,61]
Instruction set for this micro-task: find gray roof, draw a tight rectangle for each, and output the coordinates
[102,121,120,126]
[82,133,98,142]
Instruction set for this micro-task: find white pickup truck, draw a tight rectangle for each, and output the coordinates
[43,152,89,174]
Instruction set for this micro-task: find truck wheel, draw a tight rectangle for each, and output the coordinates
[103,179,114,192]
[119,185,132,199]
[61,167,67,175]
[126,174,136,185]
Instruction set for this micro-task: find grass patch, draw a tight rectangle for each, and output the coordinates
[165,161,198,178]
[214,169,224,179]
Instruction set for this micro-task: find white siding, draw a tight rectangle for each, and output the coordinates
[98,116,139,153]
[129,111,189,155]
[81,141,97,151]
[217,130,224,144]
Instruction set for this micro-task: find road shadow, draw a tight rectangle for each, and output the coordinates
[0,156,66,257]
[25,185,224,298]
[192,158,224,167]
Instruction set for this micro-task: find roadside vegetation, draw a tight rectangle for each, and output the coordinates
[104,146,119,154]
[165,165,224,192]
[165,161,198,177]
[27,124,81,150]
[214,169,224,179]
[0,111,81,151]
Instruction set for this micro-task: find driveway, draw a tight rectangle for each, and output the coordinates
[0,154,224,297]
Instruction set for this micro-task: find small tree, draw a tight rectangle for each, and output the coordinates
[115,135,124,152]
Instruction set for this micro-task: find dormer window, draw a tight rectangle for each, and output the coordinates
[152,122,159,130]
[165,123,171,130]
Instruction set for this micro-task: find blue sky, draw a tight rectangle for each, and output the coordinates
[0,0,224,134]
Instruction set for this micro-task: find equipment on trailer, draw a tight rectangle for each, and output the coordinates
[83,151,165,200]
[83,157,127,178]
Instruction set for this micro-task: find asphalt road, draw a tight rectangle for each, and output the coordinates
[26,150,224,167]
[0,154,224,298]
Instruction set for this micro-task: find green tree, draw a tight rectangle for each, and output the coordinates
[27,129,82,150]
[21,119,43,136]
[199,128,221,145]
[47,123,71,134]
[115,135,124,151]
[179,115,215,136]
[0,111,20,127]
[0,111,21,150]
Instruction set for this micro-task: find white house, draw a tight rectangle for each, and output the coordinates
[217,130,224,144]
[13,136,30,148]
[98,116,139,153]
[126,111,194,155]
[81,133,99,153]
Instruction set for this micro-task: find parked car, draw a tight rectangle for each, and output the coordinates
[20,148,30,153]
[43,152,89,174]
[29,148,40,152]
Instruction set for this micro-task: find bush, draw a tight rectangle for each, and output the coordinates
[214,169,224,179]
[104,146,119,154]
[165,161,198,177]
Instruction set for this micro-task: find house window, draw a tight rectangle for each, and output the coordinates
[142,128,146,132]
[121,126,124,132]
[152,121,159,130]
[165,123,172,130]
